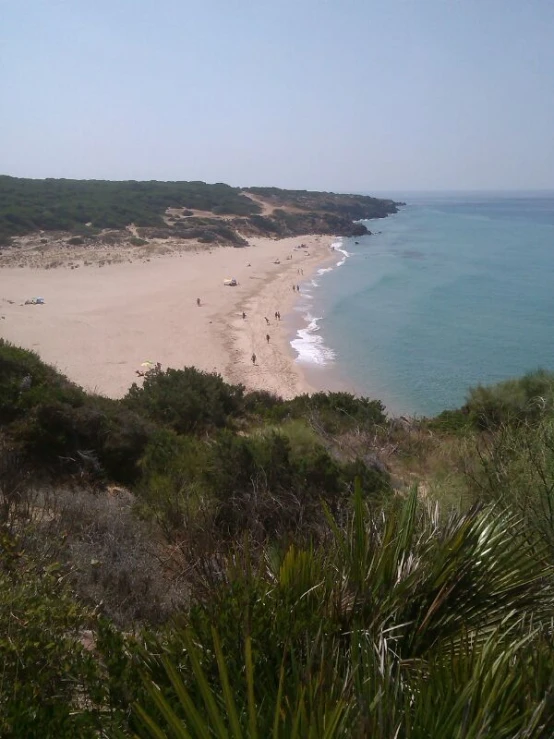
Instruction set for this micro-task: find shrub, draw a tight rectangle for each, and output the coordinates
[466,369,554,429]
[19,401,153,484]
[205,429,389,538]
[137,429,212,535]
[427,407,471,433]
[0,340,85,424]
[0,445,34,528]
[0,529,106,737]
[469,415,554,555]
[66,236,85,245]
[261,391,387,434]
[243,388,284,415]
[33,486,188,625]
[124,367,245,434]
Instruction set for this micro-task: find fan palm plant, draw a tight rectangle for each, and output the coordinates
[133,485,554,738]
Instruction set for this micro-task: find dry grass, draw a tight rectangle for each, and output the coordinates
[13,481,190,626]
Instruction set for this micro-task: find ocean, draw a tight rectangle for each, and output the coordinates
[290,193,554,417]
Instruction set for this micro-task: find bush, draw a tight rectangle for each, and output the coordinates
[205,429,389,538]
[469,415,554,555]
[0,341,154,484]
[466,369,554,429]
[0,529,106,737]
[426,407,471,433]
[66,236,85,245]
[124,367,245,435]
[138,426,376,541]
[0,340,85,424]
[261,391,387,434]
[33,486,188,625]
[19,401,153,484]
[243,389,284,415]
[137,429,212,535]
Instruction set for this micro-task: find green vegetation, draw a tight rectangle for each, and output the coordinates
[0,176,259,243]
[246,185,402,220]
[0,531,107,737]
[0,176,401,246]
[3,341,554,736]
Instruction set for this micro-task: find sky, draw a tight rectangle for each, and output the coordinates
[1,0,554,191]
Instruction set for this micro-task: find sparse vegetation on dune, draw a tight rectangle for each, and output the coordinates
[3,338,554,736]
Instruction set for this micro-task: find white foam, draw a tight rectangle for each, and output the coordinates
[290,314,335,366]
[335,242,350,267]
[289,237,350,366]
[328,238,350,268]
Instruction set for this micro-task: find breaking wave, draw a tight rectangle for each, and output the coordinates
[290,238,349,366]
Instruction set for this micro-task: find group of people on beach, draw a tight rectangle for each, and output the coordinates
[195,294,281,367]
[249,310,282,364]
[196,248,307,370]
[246,310,281,364]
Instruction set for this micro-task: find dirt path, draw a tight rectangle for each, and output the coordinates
[239,192,277,217]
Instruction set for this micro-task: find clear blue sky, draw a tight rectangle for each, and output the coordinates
[2,0,553,191]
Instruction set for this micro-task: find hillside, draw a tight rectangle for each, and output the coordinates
[0,176,401,251]
[2,338,554,736]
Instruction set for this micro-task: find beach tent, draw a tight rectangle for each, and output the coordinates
[223,278,238,286]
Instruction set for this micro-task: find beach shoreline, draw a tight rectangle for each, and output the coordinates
[222,236,338,398]
[0,234,336,399]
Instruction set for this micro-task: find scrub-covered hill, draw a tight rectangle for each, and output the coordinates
[0,175,401,246]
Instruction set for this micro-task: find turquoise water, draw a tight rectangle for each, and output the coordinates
[291,193,554,417]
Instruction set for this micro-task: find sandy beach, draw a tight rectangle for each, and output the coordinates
[0,235,335,399]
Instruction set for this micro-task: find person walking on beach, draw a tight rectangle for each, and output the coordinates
[296,284,300,292]
[251,352,256,365]
[242,311,246,319]
[196,298,201,307]
[266,333,270,343]
[277,311,281,320]
[274,311,278,321]
[265,316,270,325]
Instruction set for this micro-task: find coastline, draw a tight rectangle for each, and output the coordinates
[222,235,337,398]
[0,234,335,399]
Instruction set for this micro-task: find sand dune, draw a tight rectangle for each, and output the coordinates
[0,235,334,399]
